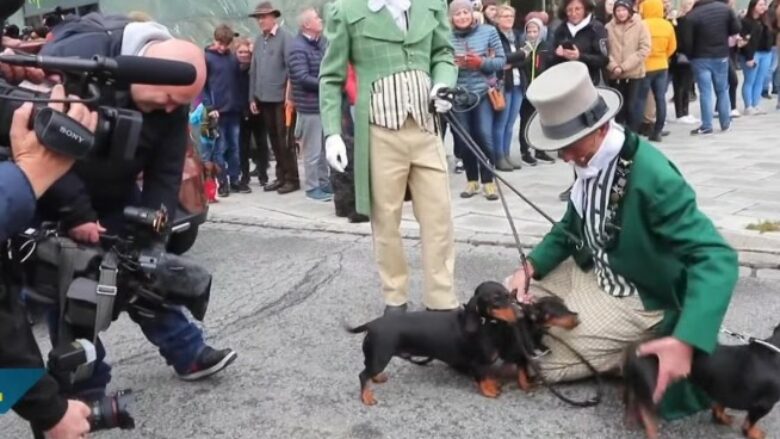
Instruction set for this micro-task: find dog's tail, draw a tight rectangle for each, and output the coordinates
[343,321,370,334]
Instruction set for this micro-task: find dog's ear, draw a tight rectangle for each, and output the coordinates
[464,297,481,333]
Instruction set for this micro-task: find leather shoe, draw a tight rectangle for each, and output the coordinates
[264,180,282,192]
[277,182,300,194]
[383,303,408,316]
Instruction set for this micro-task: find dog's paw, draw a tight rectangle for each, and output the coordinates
[478,378,502,398]
[743,420,766,439]
[712,405,734,426]
[361,388,377,406]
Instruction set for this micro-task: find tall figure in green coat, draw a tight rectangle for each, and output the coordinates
[319,0,461,312]
[506,61,739,421]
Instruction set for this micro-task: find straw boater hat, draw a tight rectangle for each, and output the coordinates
[524,62,623,151]
[249,1,281,18]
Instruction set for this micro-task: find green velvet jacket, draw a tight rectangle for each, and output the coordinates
[319,0,457,216]
[528,131,739,420]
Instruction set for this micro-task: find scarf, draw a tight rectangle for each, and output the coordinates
[566,13,593,38]
[570,121,625,216]
[368,0,412,31]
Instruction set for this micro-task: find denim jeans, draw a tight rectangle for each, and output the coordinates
[741,51,773,109]
[763,47,778,93]
[453,95,494,183]
[635,70,669,135]
[47,194,205,395]
[691,58,731,130]
[214,113,241,186]
[492,85,523,161]
[296,113,330,192]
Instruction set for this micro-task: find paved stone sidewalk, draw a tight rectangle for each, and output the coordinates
[208,98,780,275]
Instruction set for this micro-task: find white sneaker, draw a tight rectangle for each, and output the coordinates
[744,107,758,116]
[755,107,767,115]
[677,115,699,125]
[730,109,741,118]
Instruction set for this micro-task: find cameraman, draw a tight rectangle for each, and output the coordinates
[1,85,97,438]
[2,14,236,396]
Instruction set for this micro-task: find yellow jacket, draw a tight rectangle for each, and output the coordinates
[641,0,677,72]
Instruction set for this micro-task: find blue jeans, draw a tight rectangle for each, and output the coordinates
[492,85,523,161]
[763,47,778,93]
[453,94,494,183]
[635,70,668,135]
[214,113,241,186]
[47,195,205,395]
[741,51,773,108]
[691,58,731,130]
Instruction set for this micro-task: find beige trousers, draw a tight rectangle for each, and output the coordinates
[644,89,657,124]
[369,118,458,310]
[531,259,664,382]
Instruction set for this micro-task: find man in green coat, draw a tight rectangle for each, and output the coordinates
[507,61,738,421]
[319,0,461,312]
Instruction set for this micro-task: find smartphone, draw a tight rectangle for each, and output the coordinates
[562,41,576,50]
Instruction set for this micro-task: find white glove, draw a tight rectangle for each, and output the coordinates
[430,83,452,113]
[325,135,348,173]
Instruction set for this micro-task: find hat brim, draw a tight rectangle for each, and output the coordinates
[249,10,281,18]
[524,87,623,152]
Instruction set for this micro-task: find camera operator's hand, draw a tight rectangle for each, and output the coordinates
[12,85,98,198]
[68,221,106,244]
[0,48,47,84]
[250,101,260,115]
[45,400,91,439]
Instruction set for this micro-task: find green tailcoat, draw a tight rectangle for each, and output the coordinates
[528,132,739,420]
[319,0,457,216]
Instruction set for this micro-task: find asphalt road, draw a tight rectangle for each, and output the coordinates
[2,224,779,439]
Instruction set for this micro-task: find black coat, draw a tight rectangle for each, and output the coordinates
[551,19,610,85]
[493,26,527,88]
[680,0,741,59]
[519,39,554,92]
[739,16,774,61]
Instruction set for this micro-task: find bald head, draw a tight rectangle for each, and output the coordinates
[130,38,207,113]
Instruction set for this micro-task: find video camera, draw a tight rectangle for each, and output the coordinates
[0,0,196,162]
[17,206,212,437]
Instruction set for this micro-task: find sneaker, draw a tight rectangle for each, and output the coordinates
[744,107,758,116]
[521,153,538,166]
[320,184,334,194]
[690,127,713,136]
[496,158,514,172]
[483,182,499,201]
[218,185,230,198]
[648,132,662,142]
[730,109,741,118]
[460,181,479,199]
[535,151,556,164]
[720,125,731,133]
[277,182,300,194]
[755,107,767,115]
[507,157,524,169]
[233,183,252,194]
[454,159,464,174]
[306,188,333,201]
[177,347,237,381]
[677,115,699,125]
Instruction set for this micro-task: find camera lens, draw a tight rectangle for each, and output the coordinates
[88,389,135,431]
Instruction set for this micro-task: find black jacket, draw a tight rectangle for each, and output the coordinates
[0,166,67,432]
[493,26,527,88]
[519,39,554,91]
[739,16,774,61]
[551,19,610,85]
[38,15,188,230]
[681,0,741,59]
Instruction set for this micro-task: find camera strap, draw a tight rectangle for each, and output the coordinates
[95,251,118,343]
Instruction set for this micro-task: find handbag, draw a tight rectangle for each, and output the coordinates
[485,47,506,111]
[487,85,506,111]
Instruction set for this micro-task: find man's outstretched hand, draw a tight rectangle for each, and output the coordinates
[637,337,694,403]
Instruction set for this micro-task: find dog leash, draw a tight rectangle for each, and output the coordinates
[721,327,780,355]
[437,91,604,407]
[511,324,603,407]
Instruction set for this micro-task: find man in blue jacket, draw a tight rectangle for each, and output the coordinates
[204,24,249,196]
[289,8,331,201]
[0,86,96,439]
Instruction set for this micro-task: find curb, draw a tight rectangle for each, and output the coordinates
[204,214,780,280]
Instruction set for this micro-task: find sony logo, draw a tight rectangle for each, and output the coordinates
[59,126,84,144]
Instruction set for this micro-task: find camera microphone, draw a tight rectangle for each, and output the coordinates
[0,53,197,86]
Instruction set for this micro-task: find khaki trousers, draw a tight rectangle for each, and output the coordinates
[369,118,458,310]
[532,259,664,382]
